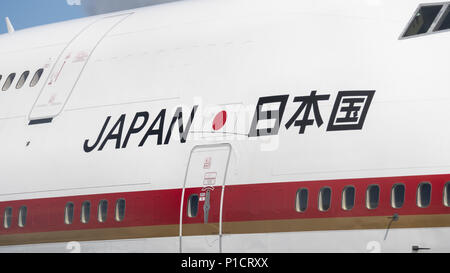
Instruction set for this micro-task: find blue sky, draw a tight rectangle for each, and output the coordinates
[0,0,86,34]
[0,0,178,34]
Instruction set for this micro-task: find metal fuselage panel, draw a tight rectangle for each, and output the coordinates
[0,0,448,252]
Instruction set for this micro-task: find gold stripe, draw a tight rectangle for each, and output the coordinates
[1,214,450,246]
[0,225,179,246]
[182,223,220,236]
[222,214,450,234]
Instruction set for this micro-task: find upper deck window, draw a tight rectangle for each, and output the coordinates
[16,71,30,89]
[29,69,44,88]
[2,73,16,91]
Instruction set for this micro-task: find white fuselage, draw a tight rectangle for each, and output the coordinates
[0,0,449,253]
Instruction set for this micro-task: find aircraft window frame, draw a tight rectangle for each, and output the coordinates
[391,183,406,209]
[18,206,27,228]
[295,188,309,213]
[16,71,30,89]
[342,186,355,211]
[318,187,332,212]
[187,194,199,218]
[29,68,44,88]
[400,2,450,39]
[2,73,16,91]
[98,200,108,223]
[366,184,380,209]
[65,202,75,225]
[81,201,91,224]
[3,207,12,229]
[417,182,432,208]
[115,199,126,222]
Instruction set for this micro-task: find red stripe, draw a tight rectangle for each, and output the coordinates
[0,173,449,235]
[222,174,450,223]
[0,189,182,234]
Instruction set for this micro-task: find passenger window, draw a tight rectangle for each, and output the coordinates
[417,182,432,208]
[187,194,199,217]
[392,184,406,208]
[2,73,16,91]
[18,206,27,228]
[16,71,30,89]
[444,182,450,207]
[366,185,380,209]
[342,186,355,211]
[318,187,332,212]
[115,199,126,222]
[403,5,443,37]
[435,5,450,31]
[81,201,91,223]
[65,202,74,224]
[98,200,108,223]
[3,207,12,229]
[295,188,309,212]
[29,69,44,87]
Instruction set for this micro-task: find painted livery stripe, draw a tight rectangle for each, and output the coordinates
[222,214,450,234]
[1,214,450,246]
[0,173,449,246]
[0,225,179,247]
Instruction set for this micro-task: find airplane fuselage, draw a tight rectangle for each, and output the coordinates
[0,0,449,252]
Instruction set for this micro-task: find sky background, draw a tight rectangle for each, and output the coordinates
[0,0,179,34]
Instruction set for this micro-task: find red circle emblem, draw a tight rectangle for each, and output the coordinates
[212,111,227,131]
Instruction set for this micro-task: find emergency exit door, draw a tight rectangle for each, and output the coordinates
[28,13,132,123]
[180,144,231,253]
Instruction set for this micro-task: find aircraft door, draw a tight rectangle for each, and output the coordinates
[28,13,131,123]
[180,144,231,253]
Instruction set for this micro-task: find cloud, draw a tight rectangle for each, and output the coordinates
[81,0,182,15]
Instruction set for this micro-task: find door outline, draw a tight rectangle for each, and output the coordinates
[179,143,232,253]
[28,13,133,123]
